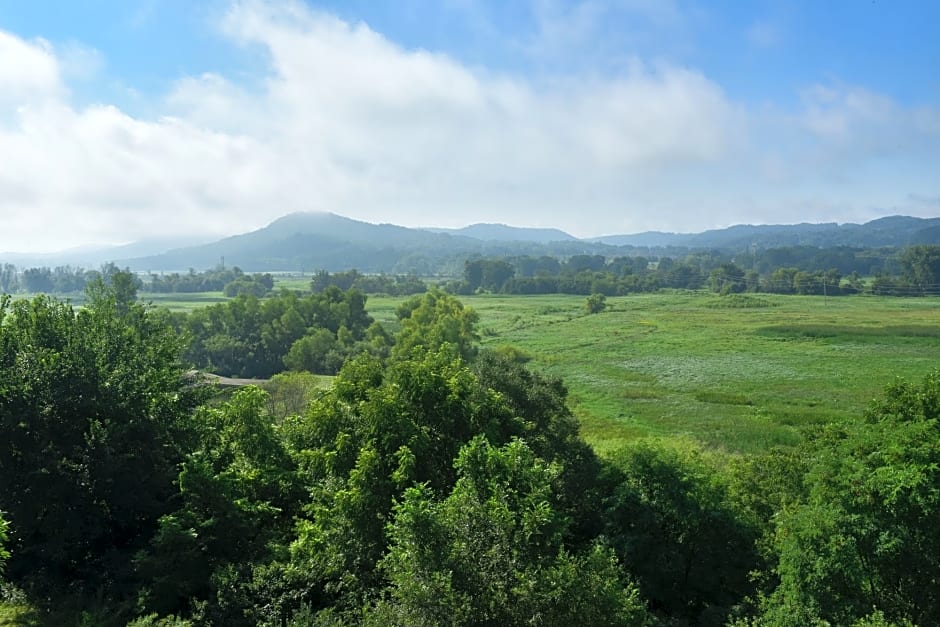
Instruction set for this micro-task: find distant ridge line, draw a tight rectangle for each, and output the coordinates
[4,212,938,272]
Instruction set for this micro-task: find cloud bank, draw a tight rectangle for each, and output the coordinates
[0,0,937,252]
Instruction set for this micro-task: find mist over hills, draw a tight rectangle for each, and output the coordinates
[5,212,940,274]
[0,236,213,270]
[116,213,604,273]
[592,216,940,250]
[425,223,578,243]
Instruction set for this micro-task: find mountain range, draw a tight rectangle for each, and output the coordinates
[590,215,940,249]
[4,213,939,274]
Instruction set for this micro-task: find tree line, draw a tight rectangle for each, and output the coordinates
[148,266,275,296]
[0,263,275,297]
[441,245,940,297]
[2,275,939,625]
[3,245,937,300]
[309,269,427,296]
[0,262,141,295]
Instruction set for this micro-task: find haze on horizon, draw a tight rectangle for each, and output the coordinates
[1,0,938,253]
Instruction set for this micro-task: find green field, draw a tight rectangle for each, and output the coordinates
[369,292,940,455]
[137,276,307,312]
[141,291,229,311]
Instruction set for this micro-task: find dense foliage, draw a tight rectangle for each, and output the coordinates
[0,262,141,295]
[2,281,940,625]
[760,373,940,626]
[310,269,427,296]
[147,266,274,295]
[176,287,382,378]
[0,277,206,612]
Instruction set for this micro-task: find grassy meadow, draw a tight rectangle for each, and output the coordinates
[370,292,940,455]
[141,291,229,311]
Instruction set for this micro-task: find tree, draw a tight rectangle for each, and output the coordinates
[0,285,207,610]
[282,350,512,603]
[181,288,378,378]
[270,344,613,620]
[481,259,515,292]
[744,270,761,292]
[602,443,759,624]
[137,387,300,623]
[900,245,940,293]
[762,372,940,626]
[373,437,650,626]
[393,290,479,362]
[19,267,53,293]
[767,267,798,294]
[845,271,865,294]
[284,328,339,374]
[585,292,607,314]
[458,258,518,293]
[263,371,327,420]
[224,276,270,297]
[462,258,484,291]
[473,350,604,543]
[709,263,746,294]
[0,263,16,293]
[564,254,606,274]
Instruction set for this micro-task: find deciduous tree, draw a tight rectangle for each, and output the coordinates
[0,283,207,610]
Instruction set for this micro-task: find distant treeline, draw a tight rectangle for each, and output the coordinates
[0,262,140,295]
[309,268,427,296]
[439,245,940,297]
[4,245,938,299]
[0,263,274,297]
[147,266,273,296]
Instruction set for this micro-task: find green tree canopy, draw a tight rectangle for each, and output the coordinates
[602,443,759,624]
[373,437,650,626]
[762,372,940,626]
[137,387,301,623]
[0,285,207,611]
[585,292,607,314]
[392,289,479,362]
[900,245,940,291]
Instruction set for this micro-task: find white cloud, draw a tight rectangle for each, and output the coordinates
[58,41,105,83]
[0,2,745,250]
[0,2,937,253]
[0,31,63,106]
[796,83,940,166]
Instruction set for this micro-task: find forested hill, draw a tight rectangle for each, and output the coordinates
[592,215,940,249]
[112,212,940,273]
[118,212,603,273]
[121,213,458,273]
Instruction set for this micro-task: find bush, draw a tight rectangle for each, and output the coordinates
[585,293,607,314]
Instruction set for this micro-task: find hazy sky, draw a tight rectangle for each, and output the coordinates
[1,0,938,251]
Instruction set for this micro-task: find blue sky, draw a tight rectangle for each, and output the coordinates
[0,0,938,250]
